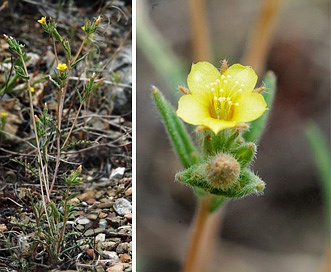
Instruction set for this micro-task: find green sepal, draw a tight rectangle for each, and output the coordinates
[152,86,202,168]
[201,129,241,156]
[176,165,265,198]
[243,71,277,142]
[233,142,256,168]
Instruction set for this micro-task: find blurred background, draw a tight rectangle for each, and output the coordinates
[136,0,330,271]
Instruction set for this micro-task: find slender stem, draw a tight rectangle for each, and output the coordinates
[21,56,50,202]
[183,194,224,272]
[71,36,87,65]
[242,0,284,76]
[49,85,67,194]
[56,186,69,254]
[61,101,83,148]
[188,0,211,61]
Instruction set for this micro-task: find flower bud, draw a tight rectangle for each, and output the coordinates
[206,153,240,190]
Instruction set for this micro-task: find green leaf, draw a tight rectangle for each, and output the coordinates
[243,71,277,142]
[305,122,331,240]
[71,53,89,68]
[152,86,202,168]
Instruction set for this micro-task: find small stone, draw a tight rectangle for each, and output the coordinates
[78,190,95,201]
[86,198,96,205]
[74,210,84,217]
[102,250,119,262]
[120,253,131,263]
[76,224,85,231]
[124,187,132,196]
[70,197,80,205]
[124,213,132,221]
[113,198,132,216]
[95,233,106,243]
[87,214,98,220]
[0,224,7,233]
[101,241,118,251]
[116,242,130,254]
[99,219,108,228]
[76,218,91,225]
[98,201,114,209]
[99,212,108,219]
[106,217,122,228]
[84,227,106,237]
[110,167,125,180]
[106,264,125,272]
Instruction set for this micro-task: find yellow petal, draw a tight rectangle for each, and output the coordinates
[202,117,237,134]
[223,64,257,93]
[187,62,221,97]
[232,93,267,122]
[177,95,210,125]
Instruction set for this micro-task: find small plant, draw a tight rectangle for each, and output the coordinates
[1,14,103,269]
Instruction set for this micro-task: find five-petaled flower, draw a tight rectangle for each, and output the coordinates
[57,63,68,71]
[37,16,47,25]
[176,62,267,134]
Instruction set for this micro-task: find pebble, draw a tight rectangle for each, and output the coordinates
[106,264,125,272]
[110,167,125,180]
[102,250,119,262]
[98,201,114,209]
[113,198,132,216]
[95,233,106,243]
[106,217,123,228]
[124,213,132,221]
[99,211,108,218]
[101,241,118,251]
[87,213,99,220]
[78,190,95,201]
[84,227,105,237]
[116,242,130,254]
[76,218,91,225]
[99,219,108,229]
[124,187,132,196]
[119,253,131,263]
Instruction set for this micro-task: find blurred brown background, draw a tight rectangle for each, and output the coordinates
[137,0,330,271]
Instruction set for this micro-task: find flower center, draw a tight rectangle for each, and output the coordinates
[206,75,245,121]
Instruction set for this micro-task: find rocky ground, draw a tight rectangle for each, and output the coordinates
[0,0,132,271]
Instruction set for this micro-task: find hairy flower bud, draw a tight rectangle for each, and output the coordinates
[206,153,240,190]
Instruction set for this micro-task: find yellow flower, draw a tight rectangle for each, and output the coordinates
[29,87,35,92]
[95,16,101,26]
[81,26,85,31]
[177,62,267,134]
[37,16,47,25]
[0,112,8,118]
[57,63,68,71]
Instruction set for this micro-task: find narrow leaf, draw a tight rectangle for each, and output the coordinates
[152,86,201,168]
